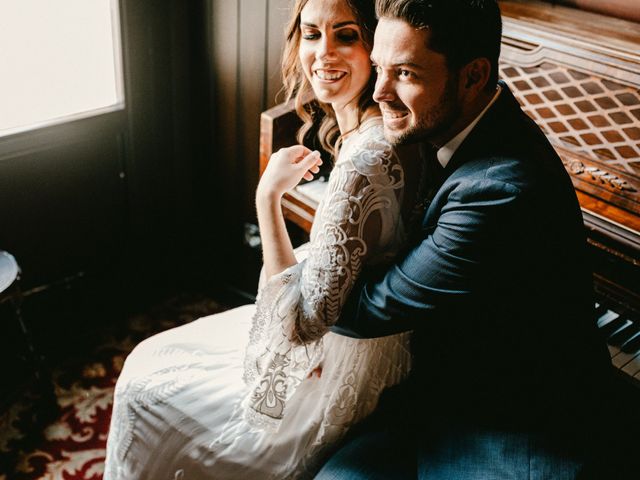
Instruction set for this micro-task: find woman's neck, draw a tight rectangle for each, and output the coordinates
[333,100,358,135]
[333,102,379,136]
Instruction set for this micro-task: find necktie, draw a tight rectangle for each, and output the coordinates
[421,142,444,204]
[407,143,442,235]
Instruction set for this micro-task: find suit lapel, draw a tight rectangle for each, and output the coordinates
[420,81,523,230]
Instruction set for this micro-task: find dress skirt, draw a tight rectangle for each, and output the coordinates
[104,304,411,480]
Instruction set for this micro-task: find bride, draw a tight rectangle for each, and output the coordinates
[104,0,416,478]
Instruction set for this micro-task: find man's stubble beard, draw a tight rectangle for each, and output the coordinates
[387,74,461,147]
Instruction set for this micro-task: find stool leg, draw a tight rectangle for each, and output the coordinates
[12,280,58,421]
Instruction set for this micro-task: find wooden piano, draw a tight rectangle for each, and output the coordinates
[259,0,640,389]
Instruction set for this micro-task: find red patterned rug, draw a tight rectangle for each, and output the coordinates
[0,294,230,480]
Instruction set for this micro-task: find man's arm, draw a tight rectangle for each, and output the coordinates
[333,175,522,338]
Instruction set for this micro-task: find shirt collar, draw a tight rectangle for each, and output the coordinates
[436,84,502,168]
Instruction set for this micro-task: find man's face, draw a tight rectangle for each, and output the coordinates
[371,17,461,146]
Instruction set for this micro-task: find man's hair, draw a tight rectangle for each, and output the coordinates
[375,0,502,89]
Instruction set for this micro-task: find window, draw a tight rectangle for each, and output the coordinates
[0,0,124,137]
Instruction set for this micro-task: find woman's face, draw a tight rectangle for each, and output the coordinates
[298,0,371,110]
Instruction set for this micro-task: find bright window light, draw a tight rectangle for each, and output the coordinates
[0,0,124,137]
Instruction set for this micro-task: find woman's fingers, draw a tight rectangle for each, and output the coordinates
[298,150,322,169]
[261,147,322,195]
[287,145,312,160]
[290,146,314,166]
[299,151,322,173]
[299,151,322,181]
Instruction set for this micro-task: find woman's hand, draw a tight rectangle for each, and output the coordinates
[256,145,321,279]
[257,145,322,200]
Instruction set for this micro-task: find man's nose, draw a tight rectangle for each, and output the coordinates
[373,72,394,103]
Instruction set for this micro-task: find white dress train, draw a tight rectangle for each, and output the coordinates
[104,118,412,480]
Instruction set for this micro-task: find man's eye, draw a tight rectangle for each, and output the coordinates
[399,69,413,78]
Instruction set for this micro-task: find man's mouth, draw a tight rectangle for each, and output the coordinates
[314,69,346,81]
[381,107,409,121]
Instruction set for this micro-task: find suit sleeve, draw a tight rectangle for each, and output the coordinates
[332,176,522,338]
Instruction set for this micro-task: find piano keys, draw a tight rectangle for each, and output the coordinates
[597,285,640,386]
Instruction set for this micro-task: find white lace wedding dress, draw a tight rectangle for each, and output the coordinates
[104,118,412,480]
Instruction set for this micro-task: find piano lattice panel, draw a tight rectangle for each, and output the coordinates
[499,62,640,177]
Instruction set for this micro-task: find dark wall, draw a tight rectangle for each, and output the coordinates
[119,0,213,297]
[0,114,127,288]
[209,0,292,295]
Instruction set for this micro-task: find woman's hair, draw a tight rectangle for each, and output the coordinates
[375,0,502,90]
[281,0,378,156]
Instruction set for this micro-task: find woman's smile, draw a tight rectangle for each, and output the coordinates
[314,68,347,81]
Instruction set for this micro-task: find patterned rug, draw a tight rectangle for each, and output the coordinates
[0,293,230,480]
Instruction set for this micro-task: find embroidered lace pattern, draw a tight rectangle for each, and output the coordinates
[242,119,406,429]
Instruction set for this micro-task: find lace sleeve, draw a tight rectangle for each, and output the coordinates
[242,123,404,430]
[297,133,404,341]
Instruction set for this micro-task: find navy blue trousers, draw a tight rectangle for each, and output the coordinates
[314,421,588,479]
[312,391,627,480]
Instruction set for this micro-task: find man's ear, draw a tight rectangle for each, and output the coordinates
[460,58,491,97]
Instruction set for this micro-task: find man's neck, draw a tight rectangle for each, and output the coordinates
[431,87,497,149]
[433,85,502,168]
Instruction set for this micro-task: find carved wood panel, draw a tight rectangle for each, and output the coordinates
[499,3,640,219]
[501,63,639,175]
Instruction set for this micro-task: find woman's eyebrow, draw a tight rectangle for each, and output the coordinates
[300,20,357,28]
[332,21,357,28]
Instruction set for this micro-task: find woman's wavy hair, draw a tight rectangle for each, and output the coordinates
[281,0,378,157]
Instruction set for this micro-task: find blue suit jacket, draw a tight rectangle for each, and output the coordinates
[333,82,611,429]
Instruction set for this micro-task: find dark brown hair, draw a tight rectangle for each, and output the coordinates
[281,0,378,156]
[375,0,502,89]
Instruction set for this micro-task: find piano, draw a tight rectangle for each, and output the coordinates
[259,0,640,390]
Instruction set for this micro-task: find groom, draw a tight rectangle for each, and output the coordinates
[317,0,613,478]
